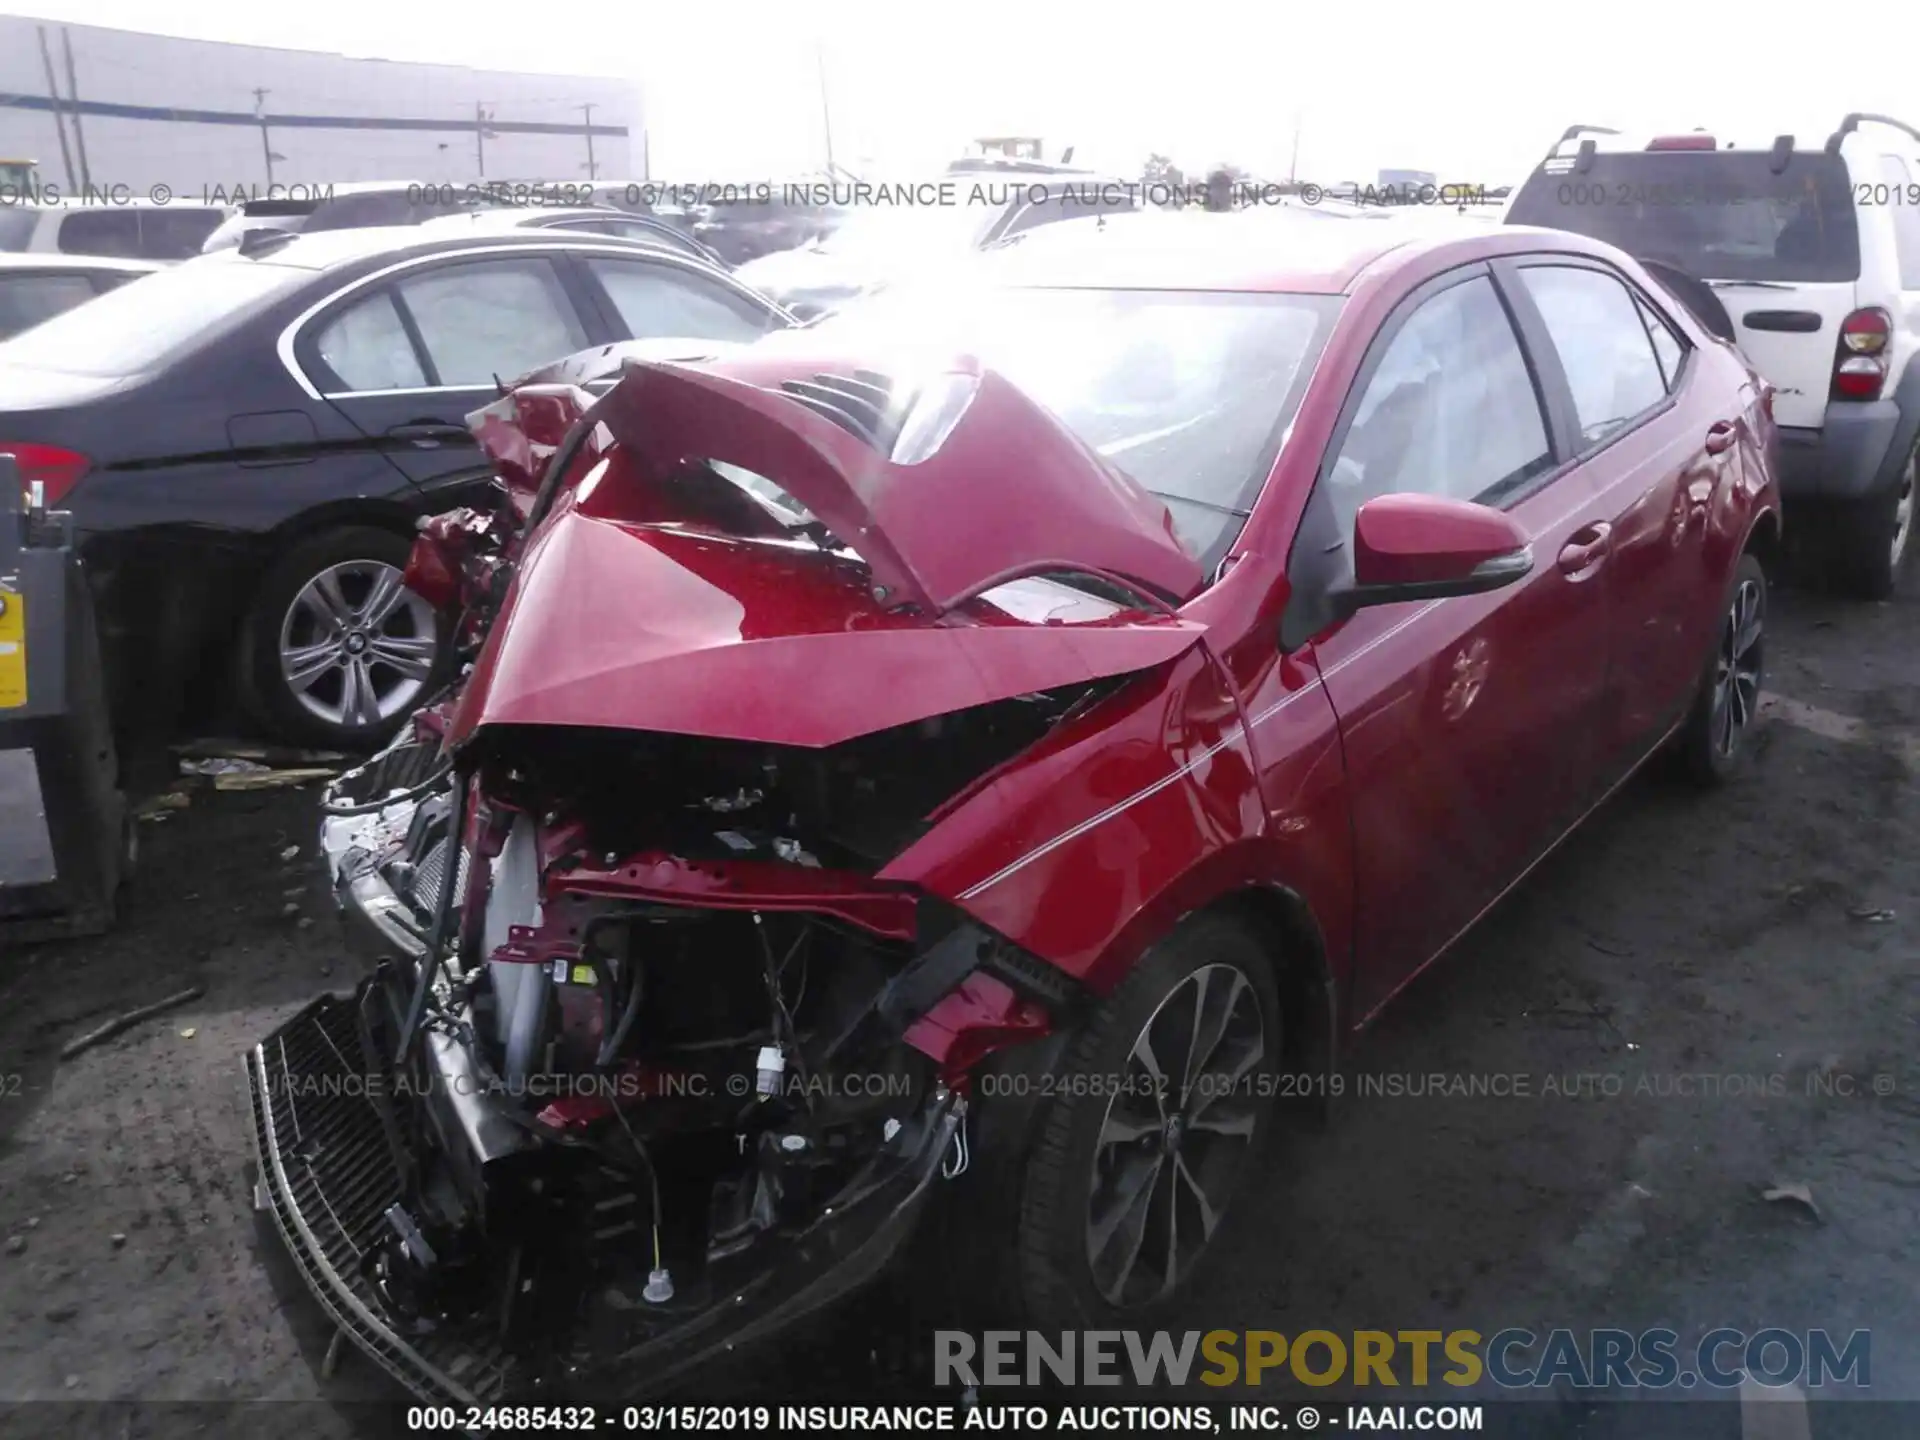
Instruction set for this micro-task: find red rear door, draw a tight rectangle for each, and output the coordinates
[1504,258,1746,775]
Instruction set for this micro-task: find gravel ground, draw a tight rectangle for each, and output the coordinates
[1,572,1916,1435]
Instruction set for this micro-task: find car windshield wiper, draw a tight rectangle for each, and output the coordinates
[1706,279,1796,291]
[1147,489,1252,519]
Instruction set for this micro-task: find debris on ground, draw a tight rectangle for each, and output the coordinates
[3,1235,23,1256]
[178,757,271,778]
[322,1330,346,1381]
[110,1233,126,1249]
[1761,1181,1821,1221]
[173,738,349,766]
[178,752,341,791]
[215,766,339,792]
[58,986,206,1061]
[133,791,192,820]
[177,1028,196,1039]
[1846,905,1896,923]
[279,844,301,862]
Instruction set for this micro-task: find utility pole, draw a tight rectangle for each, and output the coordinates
[34,25,76,192]
[580,103,597,180]
[60,27,91,194]
[475,101,489,178]
[1288,109,1302,184]
[816,41,835,171]
[254,88,275,185]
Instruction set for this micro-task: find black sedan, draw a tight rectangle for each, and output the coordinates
[0,254,158,340]
[0,227,791,750]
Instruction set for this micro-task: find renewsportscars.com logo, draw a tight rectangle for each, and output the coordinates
[935,1328,1870,1390]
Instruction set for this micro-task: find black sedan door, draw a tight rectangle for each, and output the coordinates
[289,248,604,511]
[291,244,787,511]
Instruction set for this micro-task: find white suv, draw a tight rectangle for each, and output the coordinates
[1506,114,1920,597]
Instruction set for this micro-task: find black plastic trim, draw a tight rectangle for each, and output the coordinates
[1743,310,1824,334]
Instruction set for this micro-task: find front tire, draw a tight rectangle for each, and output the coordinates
[1006,912,1283,1329]
[236,526,450,751]
[1677,552,1767,786]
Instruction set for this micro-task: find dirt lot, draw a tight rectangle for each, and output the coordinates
[1,571,1916,1434]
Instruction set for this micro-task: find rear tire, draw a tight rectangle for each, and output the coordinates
[1828,444,1915,600]
[1000,912,1284,1330]
[235,526,450,751]
[1676,552,1767,786]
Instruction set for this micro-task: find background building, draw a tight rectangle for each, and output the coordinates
[0,15,642,195]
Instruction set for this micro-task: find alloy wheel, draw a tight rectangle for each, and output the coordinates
[1084,962,1268,1307]
[1709,575,1764,761]
[278,559,439,730]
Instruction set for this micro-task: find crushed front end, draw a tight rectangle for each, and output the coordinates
[245,345,1208,1403]
[250,713,1040,1403]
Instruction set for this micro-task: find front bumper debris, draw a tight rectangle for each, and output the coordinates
[247,989,962,1404]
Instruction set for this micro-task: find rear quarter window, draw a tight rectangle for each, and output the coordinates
[1508,151,1861,283]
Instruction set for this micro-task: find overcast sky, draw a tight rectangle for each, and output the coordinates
[11,1,1920,183]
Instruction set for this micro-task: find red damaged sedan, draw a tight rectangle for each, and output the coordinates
[248,216,1779,1403]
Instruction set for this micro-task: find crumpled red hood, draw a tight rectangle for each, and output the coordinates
[445,350,1209,749]
[583,352,1202,614]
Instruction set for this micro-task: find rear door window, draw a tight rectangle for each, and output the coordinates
[1508,151,1860,283]
[1518,265,1671,446]
[393,258,589,386]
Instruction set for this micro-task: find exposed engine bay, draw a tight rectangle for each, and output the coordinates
[247,344,1211,1404]
[275,678,1107,1400]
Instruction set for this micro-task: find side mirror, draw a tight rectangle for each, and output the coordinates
[1337,492,1533,617]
